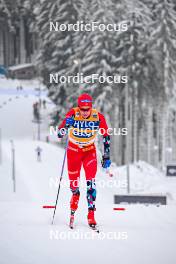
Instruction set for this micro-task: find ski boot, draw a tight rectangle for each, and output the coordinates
[87,209,97,227]
[69,210,75,229]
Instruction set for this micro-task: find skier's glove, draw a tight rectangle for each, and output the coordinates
[58,128,66,138]
[101,154,111,169]
[58,130,63,138]
[65,117,74,128]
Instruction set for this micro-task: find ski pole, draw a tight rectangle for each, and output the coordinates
[51,136,69,225]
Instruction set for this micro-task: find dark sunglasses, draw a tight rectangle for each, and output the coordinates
[79,108,91,112]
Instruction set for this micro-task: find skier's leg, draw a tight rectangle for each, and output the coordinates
[83,148,97,225]
[86,179,96,211]
[67,145,82,211]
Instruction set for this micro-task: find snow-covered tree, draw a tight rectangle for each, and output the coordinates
[36,0,79,121]
[149,0,176,169]
[112,0,152,163]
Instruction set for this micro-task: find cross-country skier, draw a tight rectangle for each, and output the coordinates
[35,146,42,162]
[58,93,111,229]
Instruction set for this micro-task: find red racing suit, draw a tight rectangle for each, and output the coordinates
[58,107,110,210]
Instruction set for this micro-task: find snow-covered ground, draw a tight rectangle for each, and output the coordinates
[0,79,176,264]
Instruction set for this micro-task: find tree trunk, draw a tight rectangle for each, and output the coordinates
[20,16,26,63]
[132,84,138,162]
[147,104,153,164]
